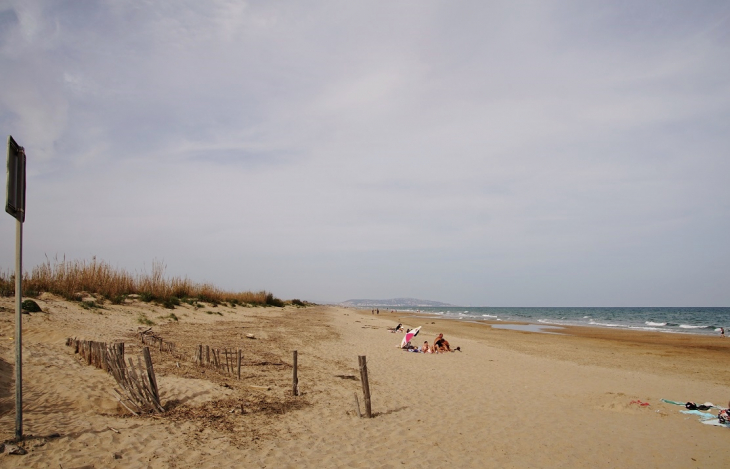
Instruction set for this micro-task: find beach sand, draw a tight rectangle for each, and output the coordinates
[1,295,729,468]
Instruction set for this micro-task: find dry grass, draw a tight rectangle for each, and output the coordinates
[0,257,284,307]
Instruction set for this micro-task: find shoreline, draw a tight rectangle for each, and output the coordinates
[342,307,730,336]
[349,306,730,389]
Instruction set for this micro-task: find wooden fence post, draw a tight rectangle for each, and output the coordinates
[292,350,298,396]
[237,349,241,380]
[142,347,160,408]
[358,355,372,418]
[353,392,361,418]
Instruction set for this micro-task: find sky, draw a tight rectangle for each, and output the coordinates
[1,1,729,306]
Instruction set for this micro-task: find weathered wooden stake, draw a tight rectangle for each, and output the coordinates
[358,355,372,418]
[142,347,160,407]
[206,345,210,365]
[292,350,298,396]
[353,392,362,418]
[237,349,241,380]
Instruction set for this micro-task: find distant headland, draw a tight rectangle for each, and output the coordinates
[338,298,453,308]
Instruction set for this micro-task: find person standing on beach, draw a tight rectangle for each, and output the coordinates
[721,327,725,338]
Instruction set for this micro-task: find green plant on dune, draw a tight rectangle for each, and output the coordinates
[21,299,42,312]
[137,312,155,326]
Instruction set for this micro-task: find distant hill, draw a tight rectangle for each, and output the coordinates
[339,298,453,308]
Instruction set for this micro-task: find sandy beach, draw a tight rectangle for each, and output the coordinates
[1,295,730,468]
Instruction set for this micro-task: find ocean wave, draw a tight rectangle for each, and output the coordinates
[645,321,667,326]
[629,326,665,332]
[628,326,685,334]
[679,324,713,329]
[588,321,621,327]
[481,314,498,318]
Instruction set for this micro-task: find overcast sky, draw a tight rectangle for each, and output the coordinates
[1,1,729,306]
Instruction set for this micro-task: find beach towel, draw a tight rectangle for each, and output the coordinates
[680,410,716,420]
[660,399,685,406]
[700,419,730,428]
[661,399,716,410]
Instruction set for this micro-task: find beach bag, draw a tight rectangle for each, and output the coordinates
[718,409,730,424]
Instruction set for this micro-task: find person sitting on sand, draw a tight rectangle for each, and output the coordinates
[421,341,432,353]
[434,333,451,352]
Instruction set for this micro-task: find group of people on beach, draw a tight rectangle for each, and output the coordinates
[419,333,454,353]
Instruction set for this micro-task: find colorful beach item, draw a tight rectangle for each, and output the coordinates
[400,326,421,348]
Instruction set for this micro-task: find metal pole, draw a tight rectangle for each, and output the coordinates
[14,217,23,440]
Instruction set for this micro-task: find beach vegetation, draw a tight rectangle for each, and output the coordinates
[21,299,42,312]
[206,310,223,316]
[140,292,155,303]
[137,312,155,326]
[80,300,100,310]
[162,296,180,309]
[0,256,287,309]
[265,293,285,307]
[110,294,126,305]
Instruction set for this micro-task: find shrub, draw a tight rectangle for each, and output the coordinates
[110,294,125,305]
[291,299,305,307]
[140,292,154,303]
[265,292,285,307]
[21,299,42,312]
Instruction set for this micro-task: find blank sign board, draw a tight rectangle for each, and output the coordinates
[5,135,25,222]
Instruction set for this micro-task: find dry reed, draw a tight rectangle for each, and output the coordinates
[0,257,282,306]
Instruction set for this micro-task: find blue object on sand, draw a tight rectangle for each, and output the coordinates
[680,410,716,420]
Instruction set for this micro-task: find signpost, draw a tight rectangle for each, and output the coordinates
[6,135,26,441]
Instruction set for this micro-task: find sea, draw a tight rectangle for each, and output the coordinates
[390,307,730,337]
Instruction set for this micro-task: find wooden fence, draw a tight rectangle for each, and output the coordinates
[66,338,163,415]
[139,329,243,380]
